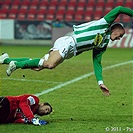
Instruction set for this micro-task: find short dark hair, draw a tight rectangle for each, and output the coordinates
[43,102,53,114]
[110,22,124,31]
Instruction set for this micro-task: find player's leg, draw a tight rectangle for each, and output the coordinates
[0,53,31,64]
[6,58,40,76]
[6,36,75,76]
[39,50,63,69]
[4,58,31,64]
[6,53,62,76]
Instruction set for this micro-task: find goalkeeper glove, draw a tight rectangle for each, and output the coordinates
[31,117,48,126]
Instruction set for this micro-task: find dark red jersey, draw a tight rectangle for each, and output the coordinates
[5,94,39,123]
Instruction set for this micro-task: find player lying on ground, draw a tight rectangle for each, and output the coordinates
[0,94,52,126]
[0,6,133,96]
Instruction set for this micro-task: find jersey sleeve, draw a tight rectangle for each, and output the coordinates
[104,6,133,24]
[14,118,25,123]
[18,95,39,121]
[93,46,107,84]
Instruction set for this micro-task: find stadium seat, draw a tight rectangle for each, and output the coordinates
[18,8,27,15]
[8,13,16,19]
[21,1,30,6]
[27,14,36,20]
[105,1,114,8]
[125,1,133,8]
[78,0,86,7]
[39,1,49,6]
[55,13,64,21]
[91,7,103,20]
[29,5,38,10]
[65,11,74,21]
[104,7,113,15]
[28,8,37,14]
[96,0,105,7]
[93,15,101,20]
[1,8,9,14]
[68,1,77,6]
[9,8,18,14]
[122,15,131,22]
[1,4,10,10]
[17,14,26,20]
[49,0,58,6]
[30,0,39,6]
[84,15,92,22]
[115,1,125,6]
[76,6,85,13]
[19,5,28,10]
[85,6,93,13]
[74,14,83,21]
[38,5,48,11]
[87,0,95,7]
[11,5,19,10]
[46,14,55,20]
[57,5,66,12]
[59,0,67,6]
[94,7,103,16]
[56,7,65,21]
[3,0,12,5]
[66,6,75,13]
[114,15,122,22]
[37,9,46,16]
[48,5,57,13]
[65,15,73,21]
[36,14,45,20]
[12,0,21,6]
[0,13,7,19]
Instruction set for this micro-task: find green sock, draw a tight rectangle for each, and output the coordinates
[15,58,40,69]
[3,58,30,64]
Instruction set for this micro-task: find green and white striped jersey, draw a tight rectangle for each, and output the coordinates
[71,6,133,84]
[72,18,110,54]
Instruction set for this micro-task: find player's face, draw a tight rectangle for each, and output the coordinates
[110,29,125,41]
[37,104,52,116]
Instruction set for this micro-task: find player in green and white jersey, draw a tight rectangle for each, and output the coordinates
[1,6,133,96]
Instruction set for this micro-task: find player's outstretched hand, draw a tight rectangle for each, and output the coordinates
[31,118,48,126]
[99,84,110,96]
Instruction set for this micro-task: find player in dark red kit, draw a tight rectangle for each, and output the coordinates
[0,94,52,126]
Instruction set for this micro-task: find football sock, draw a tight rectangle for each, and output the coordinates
[15,58,40,69]
[3,58,30,64]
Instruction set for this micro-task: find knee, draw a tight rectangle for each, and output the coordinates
[43,62,56,69]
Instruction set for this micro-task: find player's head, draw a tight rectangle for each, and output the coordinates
[110,22,125,41]
[37,102,53,116]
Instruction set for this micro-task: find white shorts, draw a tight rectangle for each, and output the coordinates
[50,36,76,59]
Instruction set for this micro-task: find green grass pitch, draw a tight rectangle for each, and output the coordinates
[0,45,133,133]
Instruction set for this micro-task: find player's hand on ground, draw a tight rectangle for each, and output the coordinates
[99,84,110,96]
[31,118,48,126]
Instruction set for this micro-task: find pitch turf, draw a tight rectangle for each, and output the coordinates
[0,45,132,133]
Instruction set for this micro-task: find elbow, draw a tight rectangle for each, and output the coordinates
[115,6,123,10]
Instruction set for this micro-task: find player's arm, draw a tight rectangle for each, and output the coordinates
[19,95,47,126]
[18,95,47,126]
[93,47,106,83]
[93,47,110,96]
[104,6,133,24]
[19,95,38,121]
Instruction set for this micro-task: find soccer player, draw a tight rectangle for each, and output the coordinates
[1,6,133,96]
[0,94,52,125]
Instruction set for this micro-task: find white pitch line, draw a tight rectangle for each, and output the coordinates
[0,77,63,84]
[35,60,133,97]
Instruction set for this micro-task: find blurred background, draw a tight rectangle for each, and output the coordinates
[0,0,132,47]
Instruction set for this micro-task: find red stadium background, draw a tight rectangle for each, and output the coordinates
[0,0,132,47]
